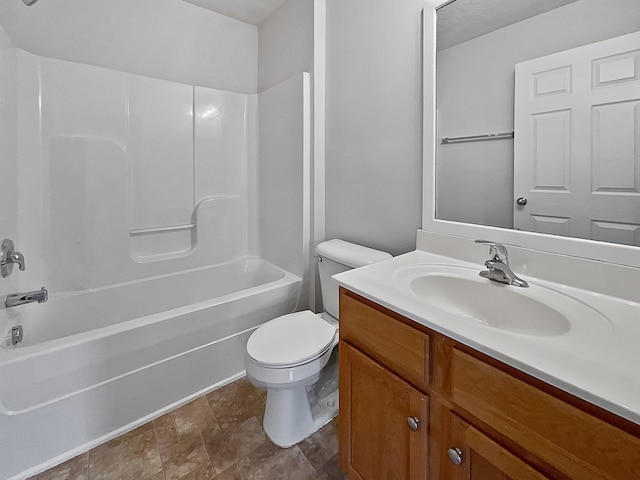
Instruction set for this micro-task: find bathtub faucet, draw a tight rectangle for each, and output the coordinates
[5,287,48,308]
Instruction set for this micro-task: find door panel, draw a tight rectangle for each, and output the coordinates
[514,31,640,244]
[531,110,571,191]
[591,100,640,193]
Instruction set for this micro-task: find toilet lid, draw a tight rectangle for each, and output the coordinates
[247,311,337,367]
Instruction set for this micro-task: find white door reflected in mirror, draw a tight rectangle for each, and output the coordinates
[434,0,640,247]
[513,32,640,246]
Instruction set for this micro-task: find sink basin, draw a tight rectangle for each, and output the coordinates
[393,264,610,337]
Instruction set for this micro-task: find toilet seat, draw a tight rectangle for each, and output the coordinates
[247,311,337,368]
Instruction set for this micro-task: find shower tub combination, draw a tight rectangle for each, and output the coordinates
[0,258,301,480]
[0,17,311,479]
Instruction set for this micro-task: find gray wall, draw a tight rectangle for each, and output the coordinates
[258,0,317,310]
[258,0,314,93]
[325,0,424,256]
[436,0,640,229]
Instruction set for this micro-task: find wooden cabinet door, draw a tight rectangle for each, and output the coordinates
[339,342,428,480]
[444,414,549,480]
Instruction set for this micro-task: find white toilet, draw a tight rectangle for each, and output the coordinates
[244,239,392,447]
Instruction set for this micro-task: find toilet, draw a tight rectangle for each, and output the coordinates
[244,239,392,447]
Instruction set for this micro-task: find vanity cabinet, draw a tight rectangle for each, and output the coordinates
[338,288,640,480]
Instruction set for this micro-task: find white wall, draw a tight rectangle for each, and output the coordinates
[258,0,314,93]
[436,0,640,228]
[325,0,424,256]
[259,73,311,309]
[0,0,258,93]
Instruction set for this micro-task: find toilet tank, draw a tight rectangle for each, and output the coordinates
[316,239,392,319]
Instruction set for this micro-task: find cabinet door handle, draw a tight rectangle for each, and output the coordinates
[447,447,463,465]
[407,416,420,432]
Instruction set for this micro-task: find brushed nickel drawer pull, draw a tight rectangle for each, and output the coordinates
[407,416,420,432]
[448,447,463,465]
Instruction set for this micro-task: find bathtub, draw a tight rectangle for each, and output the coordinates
[0,258,301,480]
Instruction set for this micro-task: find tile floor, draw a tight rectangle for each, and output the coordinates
[31,378,347,480]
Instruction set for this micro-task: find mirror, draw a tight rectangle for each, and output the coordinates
[435,0,640,248]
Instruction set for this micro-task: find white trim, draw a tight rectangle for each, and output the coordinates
[312,0,327,311]
[302,72,312,309]
[422,0,640,268]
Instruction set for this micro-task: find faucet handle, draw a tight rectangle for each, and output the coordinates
[1,239,26,278]
[475,240,509,263]
[9,251,25,271]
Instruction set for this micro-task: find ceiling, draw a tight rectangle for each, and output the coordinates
[437,0,579,50]
[182,0,288,26]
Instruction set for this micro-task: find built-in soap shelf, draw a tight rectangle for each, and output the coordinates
[129,195,246,263]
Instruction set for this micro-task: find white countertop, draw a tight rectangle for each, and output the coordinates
[334,249,640,425]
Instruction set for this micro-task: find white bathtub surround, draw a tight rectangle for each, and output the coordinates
[0,259,301,480]
[1,50,313,294]
[0,31,17,254]
[12,50,257,289]
[334,231,640,425]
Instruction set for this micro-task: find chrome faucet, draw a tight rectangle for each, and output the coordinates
[5,287,48,308]
[475,240,529,288]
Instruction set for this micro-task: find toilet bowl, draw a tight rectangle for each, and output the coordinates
[244,239,392,447]
[245,311,339,447]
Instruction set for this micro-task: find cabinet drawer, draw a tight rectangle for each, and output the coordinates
[451,348,640,480]
[340,290,429,390]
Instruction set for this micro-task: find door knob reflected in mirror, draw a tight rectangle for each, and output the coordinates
[516,197,528,206]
